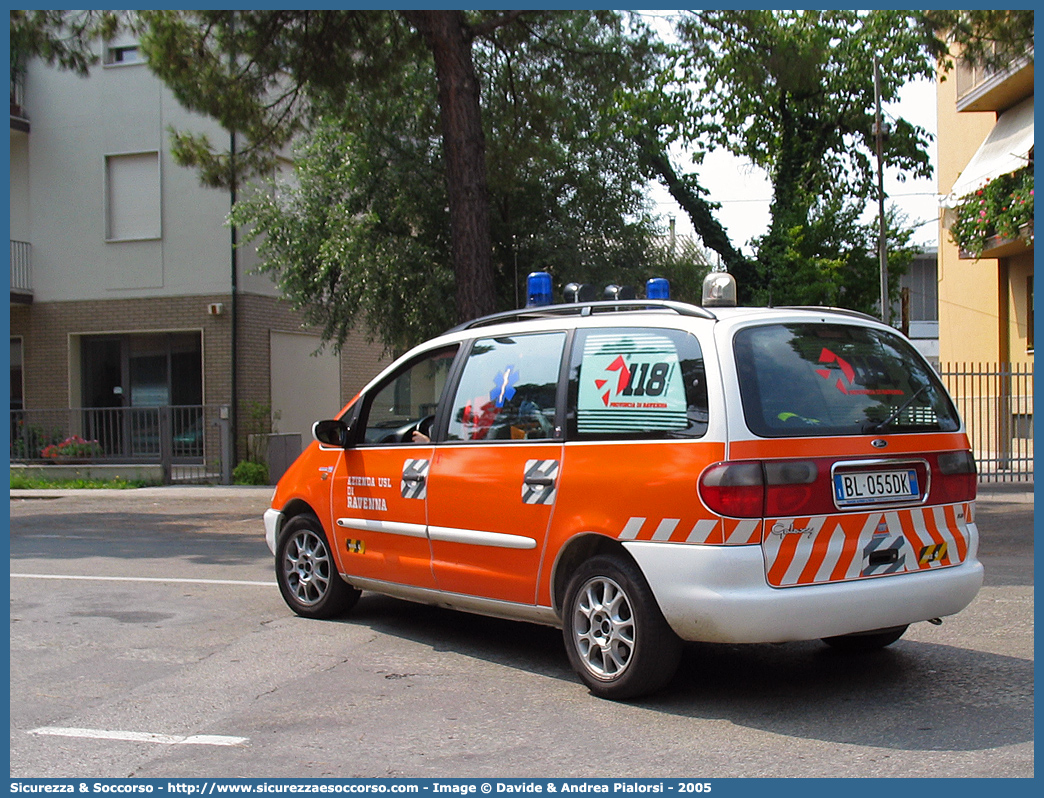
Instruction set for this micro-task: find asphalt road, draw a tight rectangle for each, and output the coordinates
[7,483,1034,779]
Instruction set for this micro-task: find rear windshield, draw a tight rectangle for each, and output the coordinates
[734,323,961,437]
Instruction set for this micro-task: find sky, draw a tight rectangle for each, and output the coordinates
[648,70,942,258]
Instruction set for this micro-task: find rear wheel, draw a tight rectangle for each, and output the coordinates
[276,514,360,619]
[562,555,681,700]
[822,624,908,652]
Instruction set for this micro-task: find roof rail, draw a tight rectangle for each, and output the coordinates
[778,305,882,323]
[447,300,718,333]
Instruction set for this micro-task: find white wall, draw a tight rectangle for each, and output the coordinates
[23,49,281,302]
[10,132,31,240]
[269,331,342,446]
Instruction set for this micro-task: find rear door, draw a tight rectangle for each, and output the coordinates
[729,321,977,587]
[425,331,567,604]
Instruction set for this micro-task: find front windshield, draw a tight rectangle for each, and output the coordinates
[734,323,961,437]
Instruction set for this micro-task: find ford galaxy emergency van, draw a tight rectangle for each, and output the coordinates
[264,272,983,699]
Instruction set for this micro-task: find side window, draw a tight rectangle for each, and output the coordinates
[446,332,566,441]
[568,328,708,440]
[359,346,458,444]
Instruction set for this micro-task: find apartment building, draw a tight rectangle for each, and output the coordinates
[937,49,1033,365]
[9,36,388,478]
[936,45,1033,479]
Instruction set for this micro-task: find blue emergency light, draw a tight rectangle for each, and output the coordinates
[646,278,670,300]
[526,271,553,307]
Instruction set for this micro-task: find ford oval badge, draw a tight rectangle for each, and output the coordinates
[871,439,888,448]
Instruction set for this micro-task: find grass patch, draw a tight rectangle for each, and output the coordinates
[9,473,158,490]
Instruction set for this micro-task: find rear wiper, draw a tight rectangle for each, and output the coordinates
[867,384,930,433]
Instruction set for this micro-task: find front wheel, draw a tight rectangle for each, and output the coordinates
[822,624,908,652]
[276,514,360,619]
[562,555,681,700]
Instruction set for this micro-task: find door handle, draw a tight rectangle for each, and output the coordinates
[403,474,426,484]
[524,476,555,487]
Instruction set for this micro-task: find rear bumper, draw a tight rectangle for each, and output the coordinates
[625,540,984,644]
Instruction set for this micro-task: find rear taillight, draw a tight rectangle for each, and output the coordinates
[764,460,819,516]
[699,460,825,518]
[933,450,977,503]
[699,462,764,517]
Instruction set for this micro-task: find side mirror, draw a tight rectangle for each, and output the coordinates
[312,419,350,447]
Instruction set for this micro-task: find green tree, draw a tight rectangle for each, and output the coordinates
[231,12,690,350]
[751,199,917,315]
[136,9,532,326]
[924,10,1034,70]
[9,10,118,76]
[481,13,679,308]
[229,82,457,353]
[669,10,935,307]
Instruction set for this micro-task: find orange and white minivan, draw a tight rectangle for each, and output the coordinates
[264,272,983,699]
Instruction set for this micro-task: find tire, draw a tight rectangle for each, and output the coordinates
[562,554,682,700]
[276,514,360,619]
[822,624,908,652]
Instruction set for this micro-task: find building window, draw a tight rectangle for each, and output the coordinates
[104,43,145,66]
[105,152,161,241]
[81,332,202,410]
[80,332,203,458]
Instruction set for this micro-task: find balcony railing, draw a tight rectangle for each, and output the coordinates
[955,49,1034,113]
[10,240,32,300]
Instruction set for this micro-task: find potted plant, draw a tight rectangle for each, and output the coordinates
[950,166,1034,257]
[41,435,104,463]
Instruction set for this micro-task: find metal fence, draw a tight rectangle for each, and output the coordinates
[10,405,230,484]
[9,368,1032,485]
[939,363,1034,483]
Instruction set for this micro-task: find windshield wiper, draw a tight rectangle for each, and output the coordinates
[866,384,930,433]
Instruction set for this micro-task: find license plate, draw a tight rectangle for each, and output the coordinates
[833,469,920,507]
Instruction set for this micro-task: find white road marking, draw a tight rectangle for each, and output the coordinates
[29,727,248,746]
[10,573,276,587]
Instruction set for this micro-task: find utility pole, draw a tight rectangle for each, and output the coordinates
[873,56,889,326]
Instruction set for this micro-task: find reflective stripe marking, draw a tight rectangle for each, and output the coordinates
[931,506,957,564]
[765,502,975,587]
[907,508,934,566]
[616,503,974,586]
[651,518,680,541]
[686,519,718,544]
[621,516,757,545]
[841,515,881,580]
[952,503,972,561]
[781,517,825,586]
[29,727,248,746]
[724,519,760,545]
[960,503,973,558]
[771,527,803,586]
[812,523,847,584]
[619,517,646,541]
[936,507,962,565]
